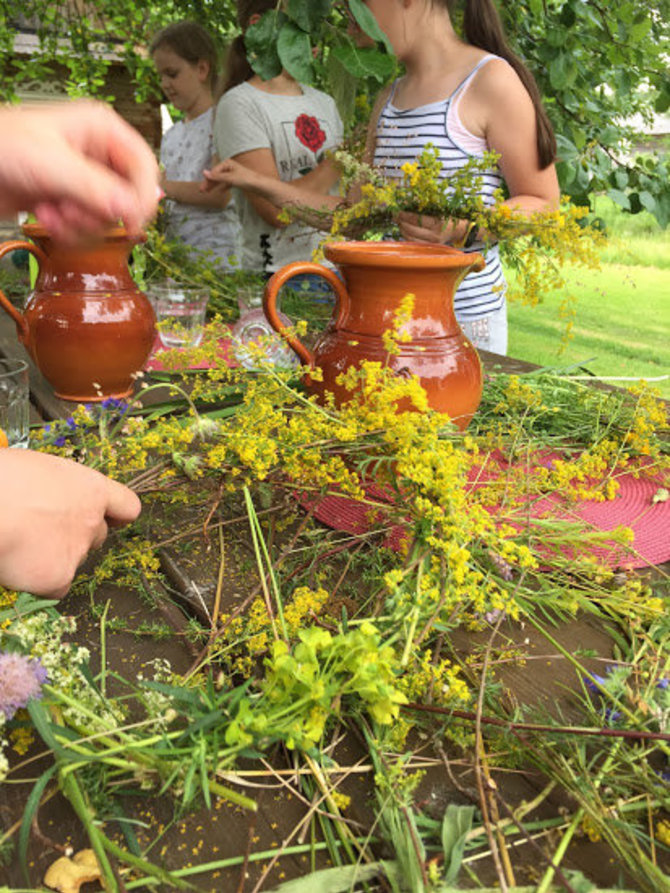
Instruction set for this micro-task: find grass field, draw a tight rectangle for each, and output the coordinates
[508,198,670,397]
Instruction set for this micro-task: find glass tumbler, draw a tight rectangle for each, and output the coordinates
[150,284,209,350]
[0,358,30,448]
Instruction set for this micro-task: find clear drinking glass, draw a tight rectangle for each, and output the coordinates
[0,358,30,448]
[150,284,209,350]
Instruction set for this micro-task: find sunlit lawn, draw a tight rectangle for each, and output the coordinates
[508,199,670,397]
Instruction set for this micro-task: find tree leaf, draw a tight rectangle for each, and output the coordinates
[245,10,284,82]
[549,52,577,89]
[286,0,332,33]
[607,189,631,211]
[348,0,395,56]
[278,21,314,84]
[638,190,657,214]
[331,43,396,83]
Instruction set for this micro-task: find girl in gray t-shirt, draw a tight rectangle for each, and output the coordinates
[212,1,343,276]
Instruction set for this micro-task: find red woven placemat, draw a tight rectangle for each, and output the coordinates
[144,335,238,372]
[302,460,670,569]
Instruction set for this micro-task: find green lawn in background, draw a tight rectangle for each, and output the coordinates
[507,198,670,398]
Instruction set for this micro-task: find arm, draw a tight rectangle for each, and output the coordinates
[204,150,343,229]
[399,63,559,245]
[210,87,344,229]
[0,100,159,239]
[161,175,232,209]
[0,450,140,598]
[482,61,560,215]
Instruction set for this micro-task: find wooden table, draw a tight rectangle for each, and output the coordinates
[1,309,668,891]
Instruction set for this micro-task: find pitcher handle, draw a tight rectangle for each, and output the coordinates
[0,240,47,342]
[264,261,349,366]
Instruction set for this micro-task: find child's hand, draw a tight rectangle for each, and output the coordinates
[397,211,471,247]
[203,158,256,192]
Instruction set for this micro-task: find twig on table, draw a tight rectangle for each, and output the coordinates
[493,786,578,893]
[247,756,372,893]
[403,703,670,743]
[209,526,225,645]
[202,480,226,542]
[473,614,511,891]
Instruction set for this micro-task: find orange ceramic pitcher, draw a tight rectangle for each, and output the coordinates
[264,241,485,429]
[0,224,155,401]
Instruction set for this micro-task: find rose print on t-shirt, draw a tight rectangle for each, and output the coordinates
[294,114,326,153]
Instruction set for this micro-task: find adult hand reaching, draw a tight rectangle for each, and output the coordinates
[0,450,141,599]
[0,101,160,242]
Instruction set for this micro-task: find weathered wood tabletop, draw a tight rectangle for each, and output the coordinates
[0,305,668,891]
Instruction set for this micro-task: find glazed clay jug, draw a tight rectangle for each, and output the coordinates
[264,241,485,429]
[0,224,155,401]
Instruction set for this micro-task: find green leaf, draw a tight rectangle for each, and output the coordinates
[549,53,577,89]
[607,188,631,211]
[269,861,386,892]
[442,803,475,884]
[324,49,358,125]
[245,10,284,82]
[348,0,395,56]
[0,592,59,625]
[555,133,580,163]
[19,765,57,884]
[638,190,657,214]
[286,0,331,33]
[331,42,396,83]
[277,22,314,84]
[27,699,67,757]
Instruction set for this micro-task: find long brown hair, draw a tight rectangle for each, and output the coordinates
[150,21,219,93]
[446,0,556,168]
[218,0,279,97]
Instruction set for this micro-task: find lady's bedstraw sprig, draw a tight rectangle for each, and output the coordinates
[319,145,605,316]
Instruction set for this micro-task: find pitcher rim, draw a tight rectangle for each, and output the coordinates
[21,222,141,242]
[323,240,484,269]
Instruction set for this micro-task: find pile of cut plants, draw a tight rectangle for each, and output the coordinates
[1,316,668,892]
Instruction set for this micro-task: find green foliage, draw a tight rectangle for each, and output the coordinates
[506,1,670,225]
[4,1,667,223]
[131,216,248,322]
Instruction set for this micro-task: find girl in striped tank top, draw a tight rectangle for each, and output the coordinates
[205,0,559,354]
[360,0,560,355]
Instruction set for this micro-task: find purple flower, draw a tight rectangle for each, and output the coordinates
[657,678,669,690]
[101,397,129,417]
[54,436,66,447]
[585,673,607,692]
[65,417,77,431]
[602,707,621,725]
[0,651,48,719]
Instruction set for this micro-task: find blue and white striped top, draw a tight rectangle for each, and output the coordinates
[373,55,507,320]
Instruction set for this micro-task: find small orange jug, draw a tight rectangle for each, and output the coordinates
[0,224,155,401]
[264,241,485,429]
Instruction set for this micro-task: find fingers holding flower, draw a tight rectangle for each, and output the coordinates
[397,210,471,246]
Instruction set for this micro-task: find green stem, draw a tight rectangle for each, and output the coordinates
[244,485,288,639]
[59,770,120,893]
